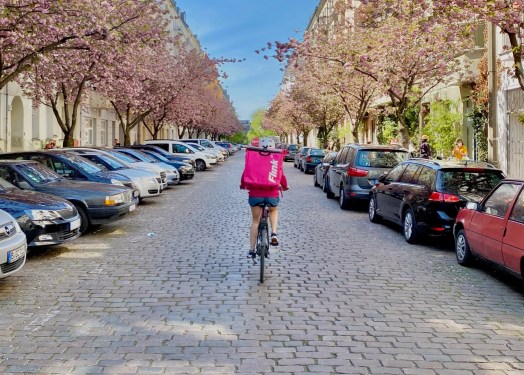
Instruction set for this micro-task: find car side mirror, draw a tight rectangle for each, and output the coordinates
[466,202,478,211]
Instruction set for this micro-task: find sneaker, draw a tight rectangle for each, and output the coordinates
[270,233,279,246]
[247,249,255,258]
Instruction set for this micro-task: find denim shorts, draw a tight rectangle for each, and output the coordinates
[248,197,280,207]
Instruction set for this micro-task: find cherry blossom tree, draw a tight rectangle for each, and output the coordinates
[0,0,159,90]
[15,0,167,147]
[272,0,475,147]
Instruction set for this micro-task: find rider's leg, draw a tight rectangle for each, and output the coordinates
[268,206,278,235]
[250,206,263,250]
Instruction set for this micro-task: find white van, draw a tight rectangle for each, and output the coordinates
[144,140,216,171]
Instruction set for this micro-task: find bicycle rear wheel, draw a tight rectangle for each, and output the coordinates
[258,222,269,283]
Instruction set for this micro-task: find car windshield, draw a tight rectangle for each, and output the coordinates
[201,140,213,148]
[94,154,126,170]
[309,149,325,156]
[17,162,62,185]
[121,150,154,162]
[439,169,504,195]
[0,177,17,191]
[109,151,139,163]
[188,143,205,151]
[144,151,169,162]
[356,150,408,168]
[64,153,102,174]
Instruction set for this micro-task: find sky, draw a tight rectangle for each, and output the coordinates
[175,0,319,122]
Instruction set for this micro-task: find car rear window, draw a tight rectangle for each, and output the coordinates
[438,169,504,195]
[310,149,324,156]
[356,150,408,168]
[288,145,298,151]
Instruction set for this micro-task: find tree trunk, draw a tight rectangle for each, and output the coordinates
[153,129,161,140]
[397,119,410,148]
[62,130,74,148]
[123,130,131,146]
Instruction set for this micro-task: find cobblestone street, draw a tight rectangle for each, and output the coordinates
[0,151,523,374]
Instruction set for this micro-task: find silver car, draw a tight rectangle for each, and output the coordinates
[0,209,27,278]
[68,151,162,199]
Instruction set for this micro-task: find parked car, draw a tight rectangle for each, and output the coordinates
[66,150,162,199]
[137,149,195,181]
[1,150,136,190]
[0,177,81,246]
[0,160,138,234]
[293,147,310,168]
[454,179,524,278]
[113,148,180,185]
[284,144,298,162]
[129,145,196,167]
[216,142,235,155]
[325,144,409,209]
[179,139,228,159]
[369,159,505,243]
[301,148,325,173]
[208,141,230,157]
[314,152,337,188]
[185,142,225,162]
[71,147,168,190]
[0,209,27,278]
[143,140,216,171]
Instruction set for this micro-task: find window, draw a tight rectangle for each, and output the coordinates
[0,167,17,186]
[385,164,406,183]
[336,147,349,164]
[509,189,524,224]
[100,120,108,146]
[399,164,420,184]
[50,160,77,178]
[155,143,169,152]
[439,170,504,195]
[481,184,520,218]
[310,149,325,156]
[345,148,356,164]
[415,167,435,189]
[85,118,95,145]
[356,150,409,168]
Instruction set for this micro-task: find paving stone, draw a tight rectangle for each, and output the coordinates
[0,154,521,374]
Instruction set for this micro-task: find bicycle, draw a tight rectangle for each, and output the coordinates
[251,203,270,283]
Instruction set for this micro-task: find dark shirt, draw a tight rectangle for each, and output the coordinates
[419,142,431,159]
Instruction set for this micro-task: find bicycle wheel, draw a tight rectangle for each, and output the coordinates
[258,221,269,283]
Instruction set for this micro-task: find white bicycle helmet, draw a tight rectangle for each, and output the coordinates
[259,138,276,149]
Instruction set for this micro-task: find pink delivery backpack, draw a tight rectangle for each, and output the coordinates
[243,146,284,190]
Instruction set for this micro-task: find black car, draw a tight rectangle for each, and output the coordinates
[0,177,81,246]
[0,160,139,234]
[314,152,337,189]
[369,159,505,243]
[300,148,325,173]
[325,144,409,209]
[284,144,298,162]
[293,147,310,168]
[1,150,135,189]
[138,149,195,181]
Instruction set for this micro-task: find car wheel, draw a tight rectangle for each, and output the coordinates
[195,159,206,171]
[339,187,350,210]
[314,173,320,187]
[74,204,90,235]
[455,229,473,266]
[402,208,419,244]
[325,178,335,199]
[368,195,382,223]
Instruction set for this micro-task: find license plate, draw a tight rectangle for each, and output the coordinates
[129,204,136,212]
[70,218,81,231]
[7,246,25,263]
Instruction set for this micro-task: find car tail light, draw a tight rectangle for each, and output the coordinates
[306,157,312,162]
[348,167,369,177]
[428,192,460,203]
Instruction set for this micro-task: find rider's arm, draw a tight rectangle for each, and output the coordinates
[280,174,289,190]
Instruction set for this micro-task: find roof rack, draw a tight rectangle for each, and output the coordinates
[408,157,441,166]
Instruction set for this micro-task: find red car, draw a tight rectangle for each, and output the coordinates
[454,179,524,278]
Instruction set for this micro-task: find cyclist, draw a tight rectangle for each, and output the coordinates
[240,138,289,258]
